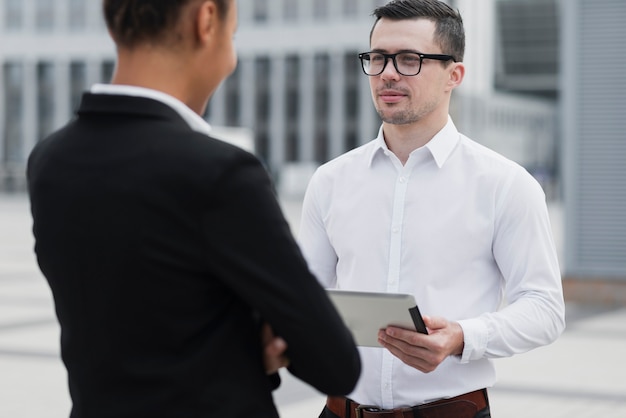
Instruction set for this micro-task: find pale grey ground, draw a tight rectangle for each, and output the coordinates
[1,192,624,417]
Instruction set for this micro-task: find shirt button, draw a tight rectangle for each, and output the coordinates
[392,227,399,233]
[399,177,406,183]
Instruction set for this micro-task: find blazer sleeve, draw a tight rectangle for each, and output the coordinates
[201,152,360,396]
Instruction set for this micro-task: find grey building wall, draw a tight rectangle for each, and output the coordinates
[0,0,113,190]
[0,0,560,199]
[561,0,626,280]
[0,0,386,190]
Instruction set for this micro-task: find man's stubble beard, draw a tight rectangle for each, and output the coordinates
[376,107,420,125]
[375,97,438,126]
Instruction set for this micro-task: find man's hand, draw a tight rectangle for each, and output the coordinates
[377,316,464,373]
[261,323,290,375]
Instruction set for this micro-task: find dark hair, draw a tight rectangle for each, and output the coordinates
[371,0,465,62]
[103,0,231,48]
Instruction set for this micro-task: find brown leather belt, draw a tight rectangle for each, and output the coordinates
[326,389,488,418]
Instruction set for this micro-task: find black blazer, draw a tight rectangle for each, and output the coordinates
[27,93,360,418]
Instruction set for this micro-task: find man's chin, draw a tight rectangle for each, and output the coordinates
[377,111,418,126]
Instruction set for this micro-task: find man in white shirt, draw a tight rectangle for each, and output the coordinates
[298,1,565,417]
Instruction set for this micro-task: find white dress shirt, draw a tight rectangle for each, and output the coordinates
[90,84,212,136]
[298,117,565,408]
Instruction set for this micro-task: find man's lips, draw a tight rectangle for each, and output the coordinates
[378,90,407,103]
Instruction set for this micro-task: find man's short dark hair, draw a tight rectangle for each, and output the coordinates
[103,0,231,48]
[371,0,465,63]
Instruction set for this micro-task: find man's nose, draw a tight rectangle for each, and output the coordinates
[380,57,401,80]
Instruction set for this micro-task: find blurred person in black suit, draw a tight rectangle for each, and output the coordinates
[26,1,360,417]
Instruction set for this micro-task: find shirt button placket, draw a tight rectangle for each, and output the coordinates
[387,172,408,293]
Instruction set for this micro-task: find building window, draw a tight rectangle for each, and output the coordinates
[69,0,87,30]
[35,0,55,31]
[344,52,360,151]
[70,62,87,112]
[285,131,299,163]
[3,63,23,162]
[101,61,115,83]
[345,131,358,153]
[285,56,300,120]
[284,0,298,21]
[4,0,22,30]
[313,0,328,20]
[285,55,300,162]
[343,0,358,17]
[495,0,558,96]
[224,67,240,126]
[254,0,269,22]
[256,133,269,169]
[37,62,55,141]
[255,57,271,163]
[314,54,330,162]
[344,52,359,119]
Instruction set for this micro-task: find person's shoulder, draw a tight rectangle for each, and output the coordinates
[28,119,78,161]
[458,134,527,174]
[315,140,377,176]
[157,128,257,164]
[162,133,265,186]
[458,134,544,196]
[304,141,377,200]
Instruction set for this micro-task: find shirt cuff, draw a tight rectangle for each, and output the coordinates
[457,318,490,363]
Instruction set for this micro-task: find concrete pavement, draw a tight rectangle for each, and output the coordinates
[1,192,625,417]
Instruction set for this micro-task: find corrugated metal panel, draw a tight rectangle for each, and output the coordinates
[567,0,626,277]
[495,0,559,93]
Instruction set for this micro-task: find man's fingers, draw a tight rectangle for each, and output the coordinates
[378,337,436,373]
[422,315,447,331]
[382,326,428,346]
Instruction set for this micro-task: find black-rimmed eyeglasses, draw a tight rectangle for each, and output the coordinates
[358,51,456,76]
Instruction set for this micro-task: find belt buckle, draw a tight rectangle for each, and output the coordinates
[355,404,385,418]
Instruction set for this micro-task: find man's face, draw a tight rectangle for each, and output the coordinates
[368,17,453,127]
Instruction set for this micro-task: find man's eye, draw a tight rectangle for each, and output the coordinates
[399,55,419,64]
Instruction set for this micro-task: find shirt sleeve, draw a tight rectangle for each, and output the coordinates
[297,168,339,288]
[458,167,566,362]
[201,152,360,395]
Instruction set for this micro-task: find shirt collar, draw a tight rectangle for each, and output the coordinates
[90,84,212,136]
[367,116,460,168]
[426,116,461,168]
[367,125,388,167]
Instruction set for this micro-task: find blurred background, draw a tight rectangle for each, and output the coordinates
[0,0,625,417]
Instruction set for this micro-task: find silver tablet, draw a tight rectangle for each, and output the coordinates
[327,289,428,347]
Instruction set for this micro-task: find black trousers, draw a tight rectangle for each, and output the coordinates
[318,404,491,418]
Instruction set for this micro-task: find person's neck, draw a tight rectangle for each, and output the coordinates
[111,48,207,115]
[383,114,448,165]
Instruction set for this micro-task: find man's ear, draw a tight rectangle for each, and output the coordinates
[447,62,465,91]
[194,1,218,45]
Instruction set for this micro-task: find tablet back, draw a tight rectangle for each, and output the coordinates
[326,289,427,347]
